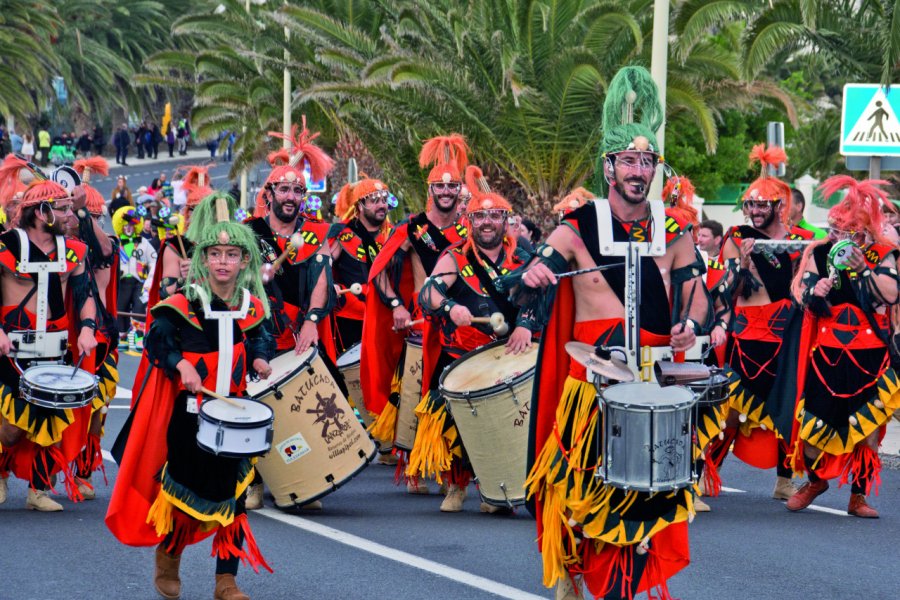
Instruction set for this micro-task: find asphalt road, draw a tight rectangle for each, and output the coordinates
[2,349,900,600]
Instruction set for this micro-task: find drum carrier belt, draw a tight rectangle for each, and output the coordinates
[9,229,68,360]
[191,284,251,395]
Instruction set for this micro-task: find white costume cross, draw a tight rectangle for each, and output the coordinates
[191,284,251,396]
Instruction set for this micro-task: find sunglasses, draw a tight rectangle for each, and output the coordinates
[430,182,461,192]
[470,210,508,224]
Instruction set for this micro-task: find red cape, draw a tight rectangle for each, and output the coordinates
[361,222,415,416]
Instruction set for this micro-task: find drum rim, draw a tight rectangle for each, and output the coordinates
[197,396,275,428]
[335,342,362,368]
[439,338,537,401]
[195,438,272,458]
[601,381,696,410]
[246,346,319,398]
[21,365,98,393]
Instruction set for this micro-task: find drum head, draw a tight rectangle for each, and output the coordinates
[406,335,422,348]
[441,340,539,396]
[23,364,95,391]
[246,346,316,397]
[201,397,273,425]
[601,382,695,409]
[336,343,361,368]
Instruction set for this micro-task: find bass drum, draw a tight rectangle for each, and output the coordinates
[440,340,539,507]
[393,336,423,451]
[247,347,377,508]
[335,343,372,428]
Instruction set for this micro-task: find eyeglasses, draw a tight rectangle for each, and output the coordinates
[742,200,777,211]
[51,204,74,215]
[430,182,461,192]
[363,190,389,206]
[274,184,306,196]
[470,210,508,224]
[206,249,244,264]
[614,153,659,171]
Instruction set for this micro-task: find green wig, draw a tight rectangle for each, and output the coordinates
[600,66,663,156]
[185,219,270,317]
[185,191,239,244]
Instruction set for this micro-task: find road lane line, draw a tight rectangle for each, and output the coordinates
[719,486,746,493]
[255,508,547,600]
[114,386,132,400]
[102,449,115,463]
[805,504,849,517]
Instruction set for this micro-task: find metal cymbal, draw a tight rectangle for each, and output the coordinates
[564,342,634,382]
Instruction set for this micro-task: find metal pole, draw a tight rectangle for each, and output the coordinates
[869,156,882,179]
[283,4,291,149]
[648,0,669,201]
[240,0,251,208]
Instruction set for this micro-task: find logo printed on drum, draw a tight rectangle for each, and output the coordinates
[276,432,311,464]
[648,438,684,482]
[307,391,347,438]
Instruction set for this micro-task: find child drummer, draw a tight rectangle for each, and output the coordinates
[106,192,276,600]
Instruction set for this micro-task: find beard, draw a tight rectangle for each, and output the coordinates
[272,198,298,222]
[360,204,387,227]
[614,171,651,204]
[474,226,504,250]
[751,209,777,230]
[44,216,67,236]
[432,193,459,214]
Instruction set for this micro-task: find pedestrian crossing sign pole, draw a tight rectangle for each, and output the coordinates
[840,84,900,176]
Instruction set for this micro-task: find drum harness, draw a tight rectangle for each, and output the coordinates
[8,228,69,363]
[191,284,251,396]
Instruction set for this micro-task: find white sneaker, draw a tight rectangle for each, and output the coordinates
[26,488,63,512]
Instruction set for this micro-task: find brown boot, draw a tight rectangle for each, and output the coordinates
[214,573,250,600]
[847,493,879,518]
[154,544,181,599]
[439,484,467,512]
[785,479,829,512]
[772,476,797,501]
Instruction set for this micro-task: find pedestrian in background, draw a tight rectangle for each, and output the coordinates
[149,123,161,159]
[65,132,76,154]
[9,130,22,154]
[0,131,10,158]
[93,124,105,156]
[76,130,92,156]
[224,130,235,162]
[21,132,34,161]
[176,118,188,155]
[37,128,51,166]
[135,123,147,159]
[114,123,130,166]
[165,124,175,157]
[109,175,133,215]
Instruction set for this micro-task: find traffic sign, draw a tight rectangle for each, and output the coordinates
[841,84,900,156]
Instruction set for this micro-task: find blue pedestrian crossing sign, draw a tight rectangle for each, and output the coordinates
[841,84,900,156]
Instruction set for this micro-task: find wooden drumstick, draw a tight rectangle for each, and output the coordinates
[263,233,305,282]
[199,386,246,410]
[338,283,363,296]
[406,318,424,328]
[168,215,187,258]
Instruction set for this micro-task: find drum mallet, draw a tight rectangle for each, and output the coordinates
[396,318,424,332]
[471,312,509,335]
[169,216,188,258]
[338,283,363,296]
[199,386,246,410]
[263,233,305,283]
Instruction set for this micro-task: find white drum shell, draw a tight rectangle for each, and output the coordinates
[600,382,696,492]
[196,397,274,458]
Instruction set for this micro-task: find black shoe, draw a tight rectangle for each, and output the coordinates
[122,162,128,166]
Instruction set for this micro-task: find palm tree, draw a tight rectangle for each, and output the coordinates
[0,0,60,123]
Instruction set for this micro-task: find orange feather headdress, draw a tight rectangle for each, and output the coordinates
[74,156,110,216]
[743,144,792,223]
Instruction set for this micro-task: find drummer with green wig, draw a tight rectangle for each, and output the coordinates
[106,191,276,600]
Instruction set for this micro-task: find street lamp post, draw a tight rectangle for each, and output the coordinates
[649,0,669,201]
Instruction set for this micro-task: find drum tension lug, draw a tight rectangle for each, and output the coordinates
[499,482,513,509]
[681,423,689,435]
[274,389,283,400]
[326,473,336,490]
[506,383,519,405]
[464,394,477,416]
[612,425,621,437]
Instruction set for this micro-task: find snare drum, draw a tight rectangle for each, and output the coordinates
[196,397,274,458]
[335,344,372,428]
[394,336,423,451]
[246,347,377,508]
[20,364,98,409]
[441,340,539,507]
[687,368,734,408]
[599,382,696,492]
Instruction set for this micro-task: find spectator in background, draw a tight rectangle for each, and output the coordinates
[135,122,147,159]
[176,118,188,155]
[9,130,22,154]
[147,178,163,200]
[76,130,92,156]
[789,188,827,239]
[507,213,534,253]
[206,134,218,159]
[109,175,133,215]
[0,131,10,158]
[149,123,161,159]
[114,123,130,166]
[224,130,235,162]
[159,172,173,204]
[165,124,175,157]
[37,128,51,166]
[92,124,105,156]
[522,218,541,246]
[21,132,35,162]
[48,136,74,165]
[65,132,76,154]
[696,219,724,257]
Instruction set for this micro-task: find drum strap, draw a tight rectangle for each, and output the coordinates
[192,284,251,395]
[14,229,67,333]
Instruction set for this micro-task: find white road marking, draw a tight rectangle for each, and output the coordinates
[102,449,115,463]
[720,486,746,494]
[805,504,849,517]
[114,386,132,400]
[255,508,548,600]
[107,405,130,410]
